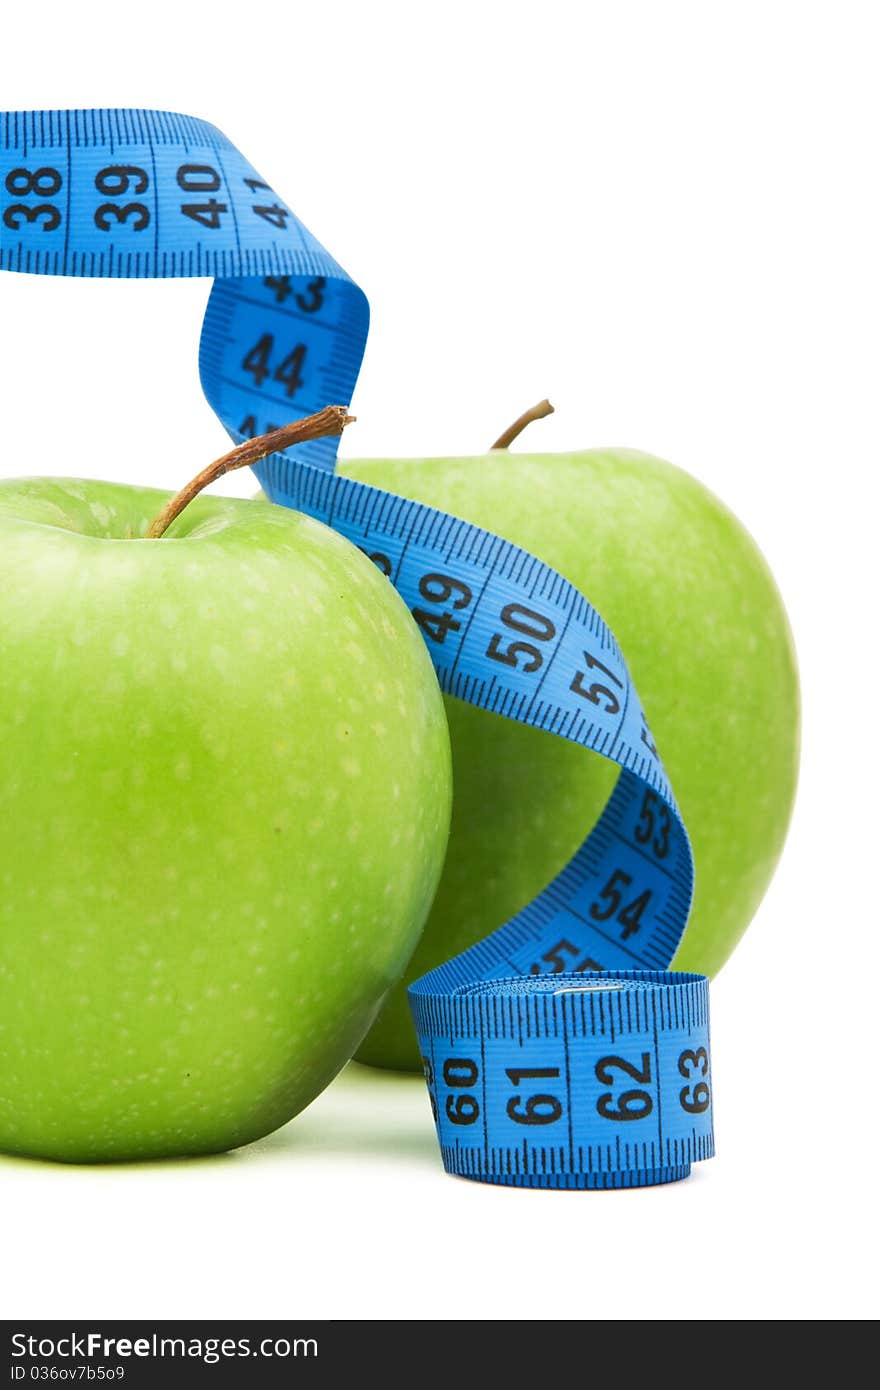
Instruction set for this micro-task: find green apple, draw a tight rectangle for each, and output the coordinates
[333,447,799,1070]
[0,473,451,1160]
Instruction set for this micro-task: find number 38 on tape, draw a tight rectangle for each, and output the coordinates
[0,109,714,1189]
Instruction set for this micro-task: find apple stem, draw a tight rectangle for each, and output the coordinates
[490,399,555,450]
[144,407,356,539]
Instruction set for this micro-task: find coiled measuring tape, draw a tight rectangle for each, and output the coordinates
[0,110,713,1188]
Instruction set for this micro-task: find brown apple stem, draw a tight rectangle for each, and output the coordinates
[490,398,555,450]
[145,406,356,539]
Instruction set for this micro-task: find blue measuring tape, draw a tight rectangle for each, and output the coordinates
[1,110,713,1188]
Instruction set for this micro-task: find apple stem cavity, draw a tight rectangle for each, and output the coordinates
[490,398,555,451]
[145,406,356,539]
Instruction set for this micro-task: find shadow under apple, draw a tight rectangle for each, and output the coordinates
[247,1063,437,1165]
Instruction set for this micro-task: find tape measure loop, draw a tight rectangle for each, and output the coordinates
[410,970,712,1188]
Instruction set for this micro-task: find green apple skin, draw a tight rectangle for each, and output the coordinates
[0,478,451,1160]
[332,449,799,1071]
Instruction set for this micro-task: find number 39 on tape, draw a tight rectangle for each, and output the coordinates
[0,109,714,1189]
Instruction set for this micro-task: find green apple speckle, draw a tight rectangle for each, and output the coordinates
[0,477,451,1160]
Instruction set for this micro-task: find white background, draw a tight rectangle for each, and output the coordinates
[1,0,877,1323]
